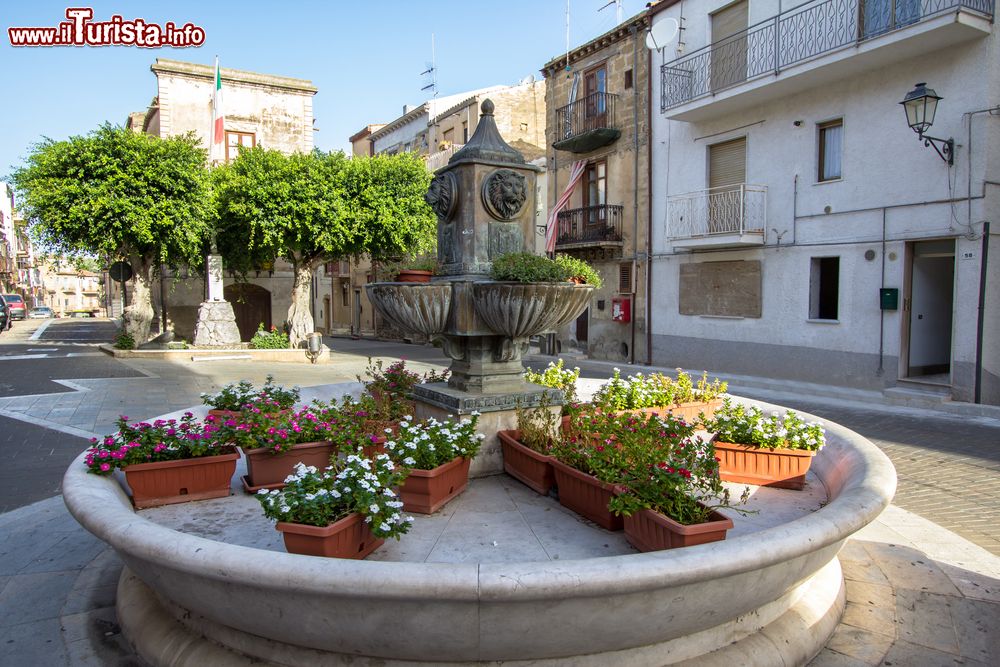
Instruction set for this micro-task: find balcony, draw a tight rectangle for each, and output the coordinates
[555,205,625,254]
[666,185,767,250]
[552,92,622,153]
[660,0,994,122]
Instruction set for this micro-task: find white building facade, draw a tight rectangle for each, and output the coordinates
[648,0,999,404]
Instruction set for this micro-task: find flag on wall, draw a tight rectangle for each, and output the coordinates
[545,159,587,254]
[210,56,225,164]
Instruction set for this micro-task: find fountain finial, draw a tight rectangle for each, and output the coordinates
[447,98,525,167]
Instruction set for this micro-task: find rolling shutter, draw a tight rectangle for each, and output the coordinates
[709,137,746,189]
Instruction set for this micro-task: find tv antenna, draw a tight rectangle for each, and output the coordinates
[420,33,437,97]
[599,0,623,24]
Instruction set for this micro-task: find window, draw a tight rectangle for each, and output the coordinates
[225,131,255,161]
[583,160,608,230]
[818,120,843,182]
[624,69,633,90]
[710,1,748,91]
[442,128,454,145]
[619,262,633,293]
[462,121,468,143]
[809,257,840,320]
[584,64,608,121]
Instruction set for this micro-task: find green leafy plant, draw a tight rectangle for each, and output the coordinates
[113,330,136,350]
[593,368,728,411]
[201,375,300,411]
[514,393,561,454]
[384,414,484,470]
[523,360,580,405]
[490,253,567,283]
[249,324,290,349]
[84,413,234,475]
[357,358,450,422]
[554,254,603,288]
[255,456,412,538]
[703,398,826,451]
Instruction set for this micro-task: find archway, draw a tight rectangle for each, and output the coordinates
[223,283,272,341]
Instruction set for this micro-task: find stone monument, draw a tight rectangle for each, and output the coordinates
[192,252,242,347]
[367,100,592,476]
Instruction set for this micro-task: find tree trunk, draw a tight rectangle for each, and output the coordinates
[287,260,315,348]
[123,255,154,345]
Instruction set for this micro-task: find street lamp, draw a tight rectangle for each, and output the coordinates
[899,83,954,165]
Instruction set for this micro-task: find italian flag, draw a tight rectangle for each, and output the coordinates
[211,56,224,163]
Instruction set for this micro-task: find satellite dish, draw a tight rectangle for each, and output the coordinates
[646,18,679,50]
[519,74,536,85]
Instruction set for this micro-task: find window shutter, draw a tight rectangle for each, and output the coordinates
[619,262,633,293]
[712,1,748,41]
[709,137,747,189]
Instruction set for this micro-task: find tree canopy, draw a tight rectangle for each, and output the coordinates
[11,124,210,268]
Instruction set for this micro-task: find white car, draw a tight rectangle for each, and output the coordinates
[29,307,54,319]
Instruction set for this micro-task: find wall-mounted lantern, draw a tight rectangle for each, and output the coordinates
[899,83,954,165]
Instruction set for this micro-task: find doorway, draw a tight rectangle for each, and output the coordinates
[905,240,954,382]
[224,283,272,341]
[575,308,589,349]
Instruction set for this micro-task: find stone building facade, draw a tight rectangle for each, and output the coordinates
[541,12,651,363]
[129,58,320,341]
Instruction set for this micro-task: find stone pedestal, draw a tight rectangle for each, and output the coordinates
[412,381,562,477]
[192,301,242,347]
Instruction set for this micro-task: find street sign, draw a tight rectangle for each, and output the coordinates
[109,261,133,283]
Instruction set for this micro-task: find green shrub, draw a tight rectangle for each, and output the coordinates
[554,254,603,288]
[249,324,290,349]
[113,330,136,350]
[490,253,567,283]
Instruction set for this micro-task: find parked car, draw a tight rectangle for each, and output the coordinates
[1,294,26,320]
[29,306,54,319]
[0,295,9,332]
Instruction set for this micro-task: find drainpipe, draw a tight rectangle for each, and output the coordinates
[630,23,639,365]
[645,36,654,366]
[974,220,990,404]
[877,208,886,377]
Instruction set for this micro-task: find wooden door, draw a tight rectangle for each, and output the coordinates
[224,283,272,341]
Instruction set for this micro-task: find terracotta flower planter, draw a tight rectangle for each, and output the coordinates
[207,408,242,421]
[124,452,239,509]
[714,441,816,490]
[276,512,385,559]
[550,459,623,531]
[623,507,733,552]
[663,398,723,425]
[498,430,555,495]
[240,440,336,493]
[395,269,433,283]
[399,456,471,514]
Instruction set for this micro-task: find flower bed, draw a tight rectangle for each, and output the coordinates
[257,455,411,558]
[384,413,483,514]
[83,413,237,508]
[703,399,826,490]
[201,375,300,416]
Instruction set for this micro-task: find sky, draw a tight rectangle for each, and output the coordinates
[0,0,650,180]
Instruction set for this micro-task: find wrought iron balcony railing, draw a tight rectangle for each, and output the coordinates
[666,185,767,240]
[556,204,624,246]
[553,92,622,152]
[661,0,995,111]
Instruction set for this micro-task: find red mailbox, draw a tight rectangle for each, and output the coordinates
[611,296,631,323]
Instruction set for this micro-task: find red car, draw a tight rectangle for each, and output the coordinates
[1,294,26,321]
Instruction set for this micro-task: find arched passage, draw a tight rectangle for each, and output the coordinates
[224,283,272,341]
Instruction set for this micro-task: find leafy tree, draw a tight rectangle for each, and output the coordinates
[214,148,435,346]
[11,124,209,343]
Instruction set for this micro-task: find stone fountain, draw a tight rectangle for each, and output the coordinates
[367,100,592,475]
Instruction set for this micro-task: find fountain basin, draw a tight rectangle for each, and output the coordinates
[472,281,593,339]
[366,282,452,335]
[63,397,895,665]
